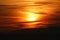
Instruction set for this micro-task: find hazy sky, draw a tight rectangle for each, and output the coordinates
[0,0,59,5]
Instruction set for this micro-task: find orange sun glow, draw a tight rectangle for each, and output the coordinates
[26,12,40,21]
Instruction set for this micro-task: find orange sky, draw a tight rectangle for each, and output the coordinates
[0,0,59,5]
[0,0,60,30]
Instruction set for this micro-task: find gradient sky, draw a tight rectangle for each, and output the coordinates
[0,0,59,5]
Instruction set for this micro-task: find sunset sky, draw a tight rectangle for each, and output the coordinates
[0,0,59,5]
[0,0,60,30]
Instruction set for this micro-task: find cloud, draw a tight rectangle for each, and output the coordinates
[0,0,59,5]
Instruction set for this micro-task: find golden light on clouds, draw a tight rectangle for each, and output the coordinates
[0,0,60,30]
[24,12,40,21]
[16,11,40,22]
[0,0,59,5]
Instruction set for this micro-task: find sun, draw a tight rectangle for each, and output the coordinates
[29,16,36,21]
[26,12,40,21]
